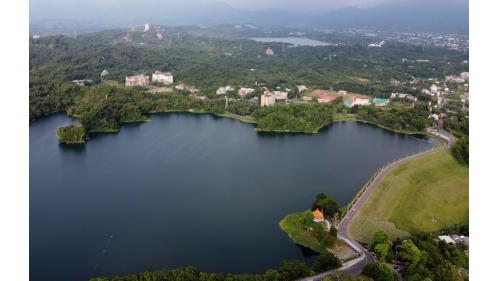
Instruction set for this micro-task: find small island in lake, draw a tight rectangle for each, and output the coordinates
[279,193,358,261]
[57,125,86,144]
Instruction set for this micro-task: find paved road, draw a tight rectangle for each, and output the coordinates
[297,131,453,281]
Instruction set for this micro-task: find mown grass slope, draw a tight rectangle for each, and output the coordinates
[348,150,468,243]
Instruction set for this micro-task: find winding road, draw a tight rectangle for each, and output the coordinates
[297,129,454,281]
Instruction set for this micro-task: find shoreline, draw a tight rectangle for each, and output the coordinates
[39,110,441,144]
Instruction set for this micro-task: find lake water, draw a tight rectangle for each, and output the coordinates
[30,113,438,281]
[251,37,330,47]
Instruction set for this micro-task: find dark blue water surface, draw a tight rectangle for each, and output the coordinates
[30,113,438,281]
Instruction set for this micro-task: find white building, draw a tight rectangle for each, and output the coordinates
[407,96,418,102]
[260,92,275,107]
[338,90,347,95]
[273,91,288,101]
[125,74,150,86]
[156,32,163,40]
[265,48,274,55]
[144,23,150,32]
[429,114,440,121]
[430,84,439,93]
[297,85,308,93]
[152,71,173,85]
[238,87,255,97]
[352,97,371,106]
[438,235,456,244]
[216,85,234,95]
[368,41,385,47]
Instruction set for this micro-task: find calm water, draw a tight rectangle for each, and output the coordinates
[30,113,437,281]
[251,37,330,47]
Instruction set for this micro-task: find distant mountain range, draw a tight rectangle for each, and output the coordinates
[30,0,468,34]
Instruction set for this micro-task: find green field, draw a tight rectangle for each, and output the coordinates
[348,150,469,244]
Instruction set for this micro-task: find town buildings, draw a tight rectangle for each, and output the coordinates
[265,48,274,55]
[144,23,150,32]
[125,74,150,86]
[260,92,276,107]
[152,71,173,85]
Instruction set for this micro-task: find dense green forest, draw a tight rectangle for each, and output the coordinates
[365,229,468,281]
[89,254,344,281]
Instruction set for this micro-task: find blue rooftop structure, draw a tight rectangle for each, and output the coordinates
[373,98,389,106]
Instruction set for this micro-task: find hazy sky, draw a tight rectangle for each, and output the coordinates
[30,0,464,14]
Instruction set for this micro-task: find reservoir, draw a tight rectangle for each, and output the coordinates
[30,113,438,281]
[251,37,330,47]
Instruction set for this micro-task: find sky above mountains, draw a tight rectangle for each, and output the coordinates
[31,0,467,14]
[30,0,469,33]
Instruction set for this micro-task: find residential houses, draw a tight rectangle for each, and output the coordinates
[265,48,274,55]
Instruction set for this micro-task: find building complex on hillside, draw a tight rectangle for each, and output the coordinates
[125,74,150,86]
[152,71,174,85]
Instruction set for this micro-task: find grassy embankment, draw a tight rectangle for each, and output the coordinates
[348,150,469,244]
[279,211,357,260]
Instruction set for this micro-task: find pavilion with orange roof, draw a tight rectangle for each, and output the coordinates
[312,208,324,222]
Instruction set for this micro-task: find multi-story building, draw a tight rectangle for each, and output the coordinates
[125,74,150,86]
[260,92,276,107]
[152,71,173,85]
